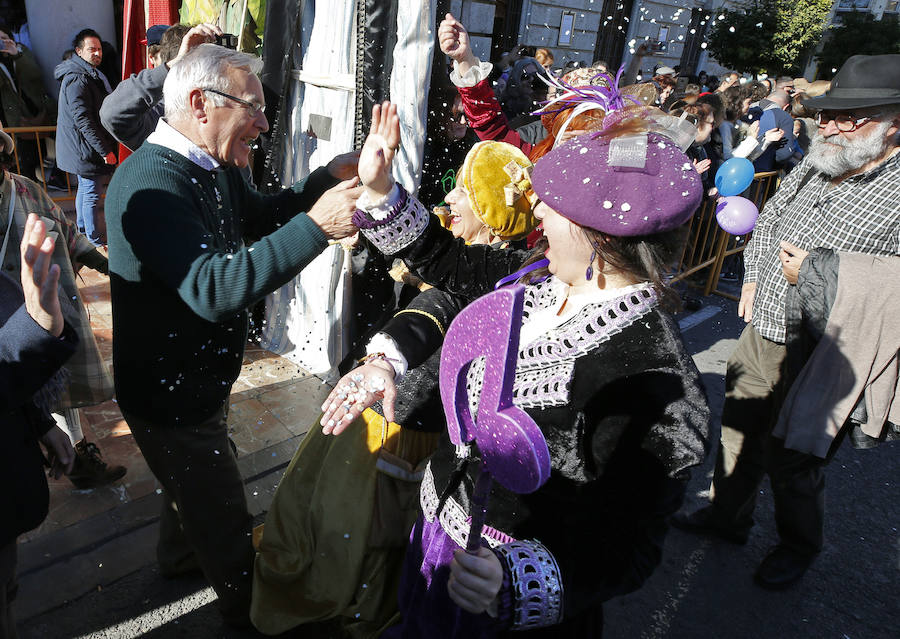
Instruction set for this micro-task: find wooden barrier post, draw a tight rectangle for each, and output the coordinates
[4,125,77,204]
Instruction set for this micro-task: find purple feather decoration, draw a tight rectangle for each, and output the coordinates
[532,64,641,119]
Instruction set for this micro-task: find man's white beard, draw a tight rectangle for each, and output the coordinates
[806,120,893,178]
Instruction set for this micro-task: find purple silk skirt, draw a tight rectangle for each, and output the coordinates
[382,514,505,639]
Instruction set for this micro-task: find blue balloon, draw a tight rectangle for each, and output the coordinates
[715,157,755,196]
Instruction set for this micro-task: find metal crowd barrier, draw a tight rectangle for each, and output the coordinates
[671,170,781,300]
[4,125,76,204]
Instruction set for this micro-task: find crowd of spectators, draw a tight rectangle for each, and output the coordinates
[0,10,897,639]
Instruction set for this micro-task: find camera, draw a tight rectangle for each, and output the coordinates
[215,33,238,49]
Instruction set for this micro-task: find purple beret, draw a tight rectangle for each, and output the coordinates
[531,131,703,236]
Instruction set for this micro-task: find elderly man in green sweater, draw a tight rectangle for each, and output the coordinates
[104,44,362,627]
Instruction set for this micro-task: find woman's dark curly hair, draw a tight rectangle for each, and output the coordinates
[721,85,749,122]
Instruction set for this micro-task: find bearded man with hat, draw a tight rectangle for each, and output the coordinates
[672,54,900,590]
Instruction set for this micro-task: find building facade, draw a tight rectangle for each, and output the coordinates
[449,0,744,79]
[832,0,899,20]
[802,0,899,77]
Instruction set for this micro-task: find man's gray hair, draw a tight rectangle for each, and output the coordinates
[883,104,900,145]
[163,44,263,120]
[768,90,791,108]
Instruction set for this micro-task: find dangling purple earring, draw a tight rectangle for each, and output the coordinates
[585,247,597,281]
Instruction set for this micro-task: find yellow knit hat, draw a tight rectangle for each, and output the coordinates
[459,141,539,240]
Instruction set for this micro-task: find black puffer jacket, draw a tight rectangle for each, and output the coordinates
[54,56,116,178]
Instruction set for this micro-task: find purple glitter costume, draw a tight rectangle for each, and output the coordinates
[357,182,710,637]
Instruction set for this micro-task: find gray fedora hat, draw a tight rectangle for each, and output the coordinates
[803,54,900,110]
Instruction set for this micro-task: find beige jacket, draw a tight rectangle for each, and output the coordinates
[774,253,900,457]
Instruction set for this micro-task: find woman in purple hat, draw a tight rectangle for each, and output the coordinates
[320,103,711,638]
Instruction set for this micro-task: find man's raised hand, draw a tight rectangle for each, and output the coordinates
[20,214,64,337]
[169,23,222,68]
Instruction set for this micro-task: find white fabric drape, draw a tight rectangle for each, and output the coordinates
[390,0,435,194]
[259,0,357,379]
[261,0,435,381]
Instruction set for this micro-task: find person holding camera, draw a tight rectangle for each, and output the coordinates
[101,23,222,151]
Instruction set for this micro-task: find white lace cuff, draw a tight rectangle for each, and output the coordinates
[356,183,401,221]
[366,332,409,382]
[450,59,492,88]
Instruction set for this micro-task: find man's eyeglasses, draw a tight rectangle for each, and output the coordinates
[202,88,266,115]
[814,111,881,133]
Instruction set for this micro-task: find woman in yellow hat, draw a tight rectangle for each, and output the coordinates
[251,140,540,637]
[445,140,537,245]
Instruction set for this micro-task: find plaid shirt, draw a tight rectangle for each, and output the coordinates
[0,171,114,407]
[744,151,900,343]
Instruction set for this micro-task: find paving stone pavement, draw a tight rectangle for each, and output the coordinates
[14,275,898,639]
[16,264,332,621]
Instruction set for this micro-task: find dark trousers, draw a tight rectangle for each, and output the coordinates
[709,323,825,557]
[0,541,17,639]
[124,405,254,625]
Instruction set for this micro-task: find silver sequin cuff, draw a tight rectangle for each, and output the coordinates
[494,539,564,630]
[357,184,430,255]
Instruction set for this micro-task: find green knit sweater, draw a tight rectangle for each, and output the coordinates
[106,143,336,426]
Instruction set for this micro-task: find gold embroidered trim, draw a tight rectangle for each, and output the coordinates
[393,308,445,336]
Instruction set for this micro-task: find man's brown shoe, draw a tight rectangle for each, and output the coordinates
[68,439,127,489]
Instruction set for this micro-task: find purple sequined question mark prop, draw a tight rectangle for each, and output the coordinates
[439,285,551,553]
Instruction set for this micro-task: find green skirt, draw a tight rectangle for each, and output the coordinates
[251,408,438,636]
